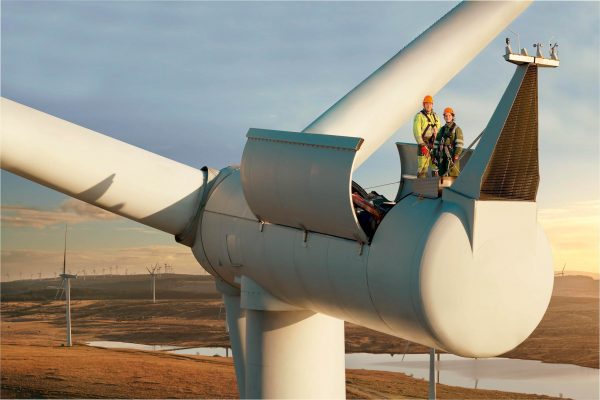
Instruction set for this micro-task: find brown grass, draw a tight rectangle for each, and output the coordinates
[1,275,596,398]
[1,312,559,399]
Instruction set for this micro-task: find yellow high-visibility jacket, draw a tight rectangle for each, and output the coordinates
[413,110,441,146]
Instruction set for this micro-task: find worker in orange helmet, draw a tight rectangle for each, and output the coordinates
[431,107,464,177]
[413,95,441,178]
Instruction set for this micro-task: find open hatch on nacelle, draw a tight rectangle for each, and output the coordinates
[351,181,394,240]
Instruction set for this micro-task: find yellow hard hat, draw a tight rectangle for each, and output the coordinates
[423,95,433,104]
[444,107,454,115]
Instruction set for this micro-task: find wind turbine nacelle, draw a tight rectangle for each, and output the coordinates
[192,168,552,359]
[191,63,554,358]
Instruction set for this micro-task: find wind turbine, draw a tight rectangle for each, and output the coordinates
[147,264,159,304]
[555,263,566,277]
[54,224,77,347]
[1,1,560,398]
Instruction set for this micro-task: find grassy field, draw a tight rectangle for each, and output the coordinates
[0,274,597,398]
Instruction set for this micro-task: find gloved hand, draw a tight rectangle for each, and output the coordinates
[420,145,429,156]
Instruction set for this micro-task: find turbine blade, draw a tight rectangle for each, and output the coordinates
[303,1,532,169]
[55,279,65,300]
[0,97,213,236]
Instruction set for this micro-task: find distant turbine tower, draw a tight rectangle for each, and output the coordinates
[55,224,77,347]
[147,264,159,303]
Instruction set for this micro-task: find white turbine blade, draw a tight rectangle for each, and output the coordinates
[303,1,532,169]
[55,279,65,300]
[0,98,210,236]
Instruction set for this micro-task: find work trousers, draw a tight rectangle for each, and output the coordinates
[436,157,460,177]
[417,151,434,178]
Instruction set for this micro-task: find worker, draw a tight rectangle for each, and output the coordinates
[431,107,464,177]
[413,95,441,178]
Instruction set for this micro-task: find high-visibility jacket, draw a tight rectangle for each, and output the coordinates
[432,122,464,160]
[413,110,441,146]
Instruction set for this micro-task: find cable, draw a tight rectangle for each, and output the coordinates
[364,180,401,189]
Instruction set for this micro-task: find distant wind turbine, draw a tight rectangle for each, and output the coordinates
[147,263,159,304]
[54,224,77,347]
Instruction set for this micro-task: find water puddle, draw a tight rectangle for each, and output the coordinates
[88,341,230,357]
[87,341,599,399]
[88,341,181,352]
[346,352,598,400]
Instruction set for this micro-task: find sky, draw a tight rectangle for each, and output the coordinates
[1,1,599,280]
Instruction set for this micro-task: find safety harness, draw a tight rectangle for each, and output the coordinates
[434,123,459,176]
[420,110,438,148]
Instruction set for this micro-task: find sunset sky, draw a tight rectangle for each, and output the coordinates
[1,1,598,280]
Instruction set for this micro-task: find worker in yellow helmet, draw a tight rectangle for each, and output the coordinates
[431,107,464,177]
[413,95,441,178]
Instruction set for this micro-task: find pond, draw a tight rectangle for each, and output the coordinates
[87,341,599,399]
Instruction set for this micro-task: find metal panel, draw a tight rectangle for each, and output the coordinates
[395,142,474,201]
[241,128,369,243]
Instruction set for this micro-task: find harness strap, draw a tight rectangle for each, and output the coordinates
[420,110,438,146]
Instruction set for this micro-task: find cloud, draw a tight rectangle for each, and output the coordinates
[1,244,207,280]
[1,199,121,228]
[538,200,599,274]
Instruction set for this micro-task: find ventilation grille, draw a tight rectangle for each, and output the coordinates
[480,65,539,201]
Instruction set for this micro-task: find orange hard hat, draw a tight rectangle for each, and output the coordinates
[422,95,433,104]
[444,107,454,115]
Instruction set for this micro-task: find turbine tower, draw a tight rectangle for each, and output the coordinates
[0,1,560,398]
[55,224,77,347]
[147,264,159,304]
